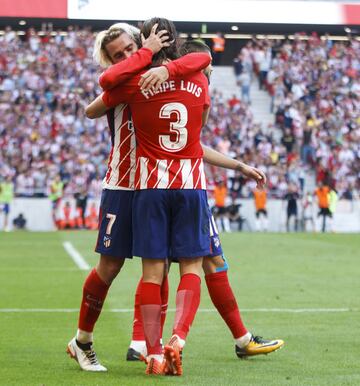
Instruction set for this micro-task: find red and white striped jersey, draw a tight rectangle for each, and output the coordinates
[102,104,136,190]
[134,157,206,190]
[103,72,210,190]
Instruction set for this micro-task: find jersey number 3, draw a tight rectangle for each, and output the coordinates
[159,103,188,152]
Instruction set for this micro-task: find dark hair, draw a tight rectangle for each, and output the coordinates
[179,40,211,56]
[141,17,179,65]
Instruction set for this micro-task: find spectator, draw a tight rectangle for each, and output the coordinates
[212,32,225,65]
[253,187,268,231]
[315,181,331,232]
[301,191,316,232]
[284,184,300,232]
[13,213,27,230]
[0,175,14,231]
[214,180,230,232]
[238,69,251,104]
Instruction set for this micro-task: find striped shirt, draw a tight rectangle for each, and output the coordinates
[102,104,136,190]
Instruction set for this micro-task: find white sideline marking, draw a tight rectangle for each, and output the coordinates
[0,308,358,313]
[62,241,90,270]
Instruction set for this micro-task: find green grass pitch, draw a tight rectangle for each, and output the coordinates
[1,231,359,385]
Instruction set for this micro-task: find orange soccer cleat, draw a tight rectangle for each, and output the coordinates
[145,357,166,375]
[164,335,183,376]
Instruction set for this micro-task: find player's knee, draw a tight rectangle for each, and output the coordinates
[203,254,228,275]
[98,255,124,283]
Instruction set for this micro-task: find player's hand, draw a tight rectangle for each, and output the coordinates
[138,66,169,92]
[238,163,267,188]
[141,23,170,54]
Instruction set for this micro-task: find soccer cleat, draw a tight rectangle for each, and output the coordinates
[235,335,284,358]
[126,347,146,362]
[66,337,107,371]
[164,335,183,376]
[145,357,166,375]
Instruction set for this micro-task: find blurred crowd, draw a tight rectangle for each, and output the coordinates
[231,34,359,200]
[0,26,105,203]
[0,27,359,214]
[203,90,307,200]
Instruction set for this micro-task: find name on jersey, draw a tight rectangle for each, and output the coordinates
[141,80,203,100]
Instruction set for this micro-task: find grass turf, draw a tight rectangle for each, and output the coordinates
[0,231,359,385]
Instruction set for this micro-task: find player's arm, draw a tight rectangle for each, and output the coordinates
[99,24,170,90]
[165,52,211,77]
[101,81,134,109]
[86,78,135,119]
[99,48,153,90]
[202,107,210,126]
[85,94,108,119]
[202,145,267,188]
[139,52,211,91]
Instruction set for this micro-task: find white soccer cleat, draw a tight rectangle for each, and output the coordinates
[66,337,107,372]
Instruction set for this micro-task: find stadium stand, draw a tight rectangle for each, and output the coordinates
[0,27,359,231]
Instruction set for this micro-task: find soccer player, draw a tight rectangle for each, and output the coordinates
[67,22,223,373]
[125,40,284,364]
[69,24,283,374]
[100,17,215,375]
[104,19,283,376]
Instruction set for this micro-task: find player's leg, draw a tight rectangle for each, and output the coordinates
[127,277,146,360]
[204,212,284,358]
[132,189,171,374]
[164,190,210,376]
[164,257,203,376]
[67,190,133,371]
[127,270,169,361]
[203,255,284,358]
[140,259,166,361]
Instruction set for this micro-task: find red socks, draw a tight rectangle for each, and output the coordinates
[132,276,169,341]
[140,282,162,355]
[160,275,169,337]
[173,273,201,340]
[132,279,144,341]
[205,271,248,339]
[78,268,110,333]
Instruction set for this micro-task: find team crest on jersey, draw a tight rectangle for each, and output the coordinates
[103,235,112,248]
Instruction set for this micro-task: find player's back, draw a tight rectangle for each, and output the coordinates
[103,104,136,190]
[131,72,208,159]
[103,70,209,190]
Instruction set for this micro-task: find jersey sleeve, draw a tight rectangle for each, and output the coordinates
[203,78,210,109]
[99,47,153,91]
[102,81,135,108]
[164,53,211,78]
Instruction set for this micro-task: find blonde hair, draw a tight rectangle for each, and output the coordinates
[93,22,140,68]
